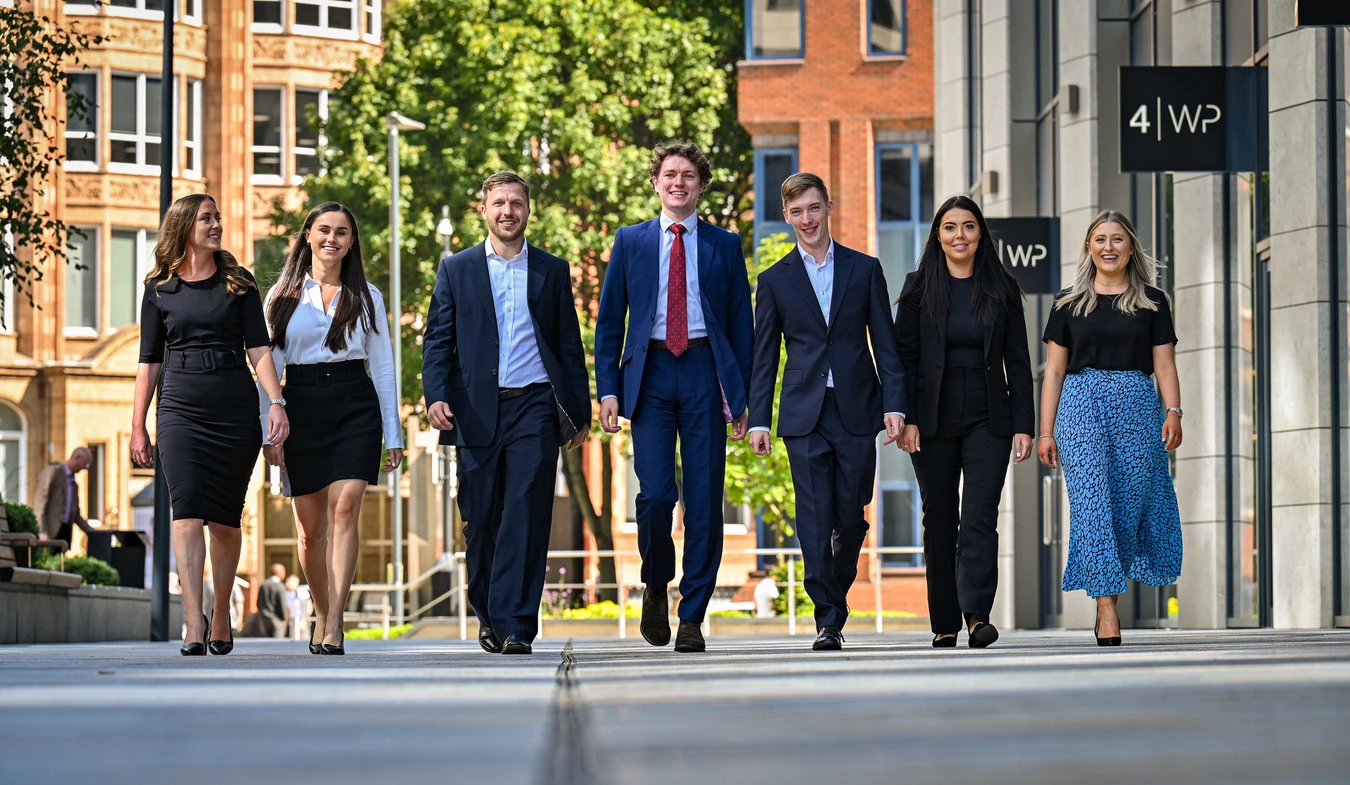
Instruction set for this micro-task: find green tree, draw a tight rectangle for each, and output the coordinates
[0,7,104,316]
[271,0,731,599]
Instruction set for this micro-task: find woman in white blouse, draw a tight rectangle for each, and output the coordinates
[261,202,403,655]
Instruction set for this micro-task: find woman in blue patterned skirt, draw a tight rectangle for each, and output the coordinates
[1037,210,1183,646]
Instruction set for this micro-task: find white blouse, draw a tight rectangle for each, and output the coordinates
[259,276,403,449]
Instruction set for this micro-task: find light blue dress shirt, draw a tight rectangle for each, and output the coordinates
[486,238,550,389]
[653,212,707,341]
[800,241,836,387]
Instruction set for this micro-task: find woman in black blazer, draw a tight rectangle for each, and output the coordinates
[894,195,1035,649]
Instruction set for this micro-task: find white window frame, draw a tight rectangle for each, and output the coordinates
[99,0,167,21]
[110,227,157,328]
[63,71,99,172]
[0,401,28,505]
[292,87,328,183]
[63,3,103,15]
[363,0,381,42]
[252,0,285,33]
[251,86,286,184]
[293,0,360,41]
[183,0,202,25]
[64,227,100,337]
[107,72,162,175]
[183,78,202,177]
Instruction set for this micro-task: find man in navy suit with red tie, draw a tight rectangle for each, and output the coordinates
[594,143,753,653]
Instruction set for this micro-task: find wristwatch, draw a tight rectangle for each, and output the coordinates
[270,397,287,407]
[1166,407,1183,418]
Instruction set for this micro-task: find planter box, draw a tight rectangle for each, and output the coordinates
[0,582,183,644]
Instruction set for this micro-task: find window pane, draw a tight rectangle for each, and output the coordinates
[254,89,282,148]
[111,140,138,164]
[110,231,138,328]
[0,437,21,504]
[759,152,793,223]
[0,404,22,431]
[295,90,321,149]
[144,141,161,165]
[296,2,321,26]
[877,226,917,300]
[918,143,934,221]
[330,6,353,30]
[254,0,282,24]
[750,0,802,58]
[66,74,96,133]
[878,146,913,222]
[109,0,137,7]
[66,231,97,329]
[144,77,162,137]
[870,0,904,54]
[145,0,164,10]
[880,488,919,567]
[111,76,137,134]
[66,138,95,161]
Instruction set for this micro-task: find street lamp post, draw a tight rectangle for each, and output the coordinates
[437,205,453,257]
[434,205,456,561]
[386,111,425,625]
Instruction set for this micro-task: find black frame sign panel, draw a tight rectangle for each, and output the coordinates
[988,217,1058,295]
[1119,66,1267,173]
[1296,1,1350,26]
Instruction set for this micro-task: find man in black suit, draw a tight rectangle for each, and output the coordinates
[422,171,591,655]
[748,172,906,651]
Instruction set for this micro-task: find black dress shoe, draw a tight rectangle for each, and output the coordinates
[479,626,503,653]
[181,614,208,656]
[932,634,958,648]
[640,585,671,647]
[501,634,532,655]
[673,620,705,653]
[320,631,345,655]
[812,626,844,651]
[968,621,999,649]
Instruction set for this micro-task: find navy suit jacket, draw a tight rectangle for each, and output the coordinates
[749,243,906,437]
[421,241,591,448]
[594,217,753,419]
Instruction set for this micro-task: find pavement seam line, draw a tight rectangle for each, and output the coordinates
[537,639,607,785]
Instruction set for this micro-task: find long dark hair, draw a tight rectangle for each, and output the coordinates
[897,195,1023,325]
[266,202,379,353]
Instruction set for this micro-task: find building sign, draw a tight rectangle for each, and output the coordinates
[988,217,1058,295]
[1296,1,1350,26]
[1119,66,1268,173]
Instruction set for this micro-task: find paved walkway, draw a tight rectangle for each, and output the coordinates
[2,630,1348,785]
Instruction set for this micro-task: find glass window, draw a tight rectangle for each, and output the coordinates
[747,0,803,60]
[107,0,165,12]
[65,72,98,165]
[110,229,156,328]
[254,0,283,26]
[184,0,200,22]
[184,79,202,175]
[295,0,357,35]
[869,0,905,56]
[966,1,982,189]
[109,74,162,170]
[65,229,98,332]
[252,87,284,179]
[363,0,381,40]
[876,143,933,300]
[753,148,796,247]
[294,88,327,178]
[0,402,26,504]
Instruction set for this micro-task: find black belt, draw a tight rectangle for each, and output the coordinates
[286,360,368,386]
[166,347,245,373]
[649,336,710,352]
[499,381,551,401]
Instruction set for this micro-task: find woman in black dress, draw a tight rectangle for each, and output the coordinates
[894,195,1035,649]
[260,203,403,655]
[131,194,289,656]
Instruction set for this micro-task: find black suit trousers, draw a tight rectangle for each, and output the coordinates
[457,386,558,643]
[783,391,876,631]
[909,368,1011,635]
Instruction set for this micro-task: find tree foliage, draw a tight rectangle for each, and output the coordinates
[0,7,104,315]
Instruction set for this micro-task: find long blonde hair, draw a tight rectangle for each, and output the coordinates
[146,193,254,296]
[1055,210,1160,317]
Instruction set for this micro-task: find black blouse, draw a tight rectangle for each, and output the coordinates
[1041,286,1177,375]
[138,269,270,363]
[944,276,985,369]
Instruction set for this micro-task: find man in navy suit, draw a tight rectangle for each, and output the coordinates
[422,171,591,655]
[595,143,753,653]
[748,172,906,651]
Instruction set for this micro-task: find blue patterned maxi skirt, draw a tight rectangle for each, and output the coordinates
[1056,368,1183,597]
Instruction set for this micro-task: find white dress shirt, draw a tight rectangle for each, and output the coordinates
[653,212,707,341]
[260,276,403,448]
[486,237,551,389]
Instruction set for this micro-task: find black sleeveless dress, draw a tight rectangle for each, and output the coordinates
[139,269,270,527]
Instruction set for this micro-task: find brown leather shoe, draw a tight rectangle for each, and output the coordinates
[640,585,671,646]
[673,620,706,653]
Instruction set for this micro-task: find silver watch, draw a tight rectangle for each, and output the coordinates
[1166,407,1182,419]
[270,397,287,407]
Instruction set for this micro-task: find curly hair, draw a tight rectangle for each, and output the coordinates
[648,142,712,185]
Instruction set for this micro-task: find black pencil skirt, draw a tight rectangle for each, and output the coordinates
[281,360,384,498]
[158,364,263,528]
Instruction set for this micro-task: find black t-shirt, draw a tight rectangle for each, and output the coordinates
[138,269,270,363]
[1041,286,1177,374]
[945,276,985,369]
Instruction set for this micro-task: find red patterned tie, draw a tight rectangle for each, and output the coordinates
[666,223,688,357]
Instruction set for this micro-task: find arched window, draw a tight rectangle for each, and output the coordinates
[0,402,27,504]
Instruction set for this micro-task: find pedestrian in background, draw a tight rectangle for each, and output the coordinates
[895,195,1034,649]
[1038,209,1183,646]
[260,202,403,656]
[33,447,95,551]
[257,563,289,638]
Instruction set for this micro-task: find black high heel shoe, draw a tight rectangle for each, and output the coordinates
[1094,609,1122,647]
[320,630,345,656]
[308,620,322,655]
[208,617,234,655]
[181,614,208,656]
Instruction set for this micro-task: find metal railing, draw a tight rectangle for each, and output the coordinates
[346,545,924,640]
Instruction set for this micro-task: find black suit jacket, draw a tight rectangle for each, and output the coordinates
[893,271,1035,438]
[421,241,591,448]
[750,243,906,437]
